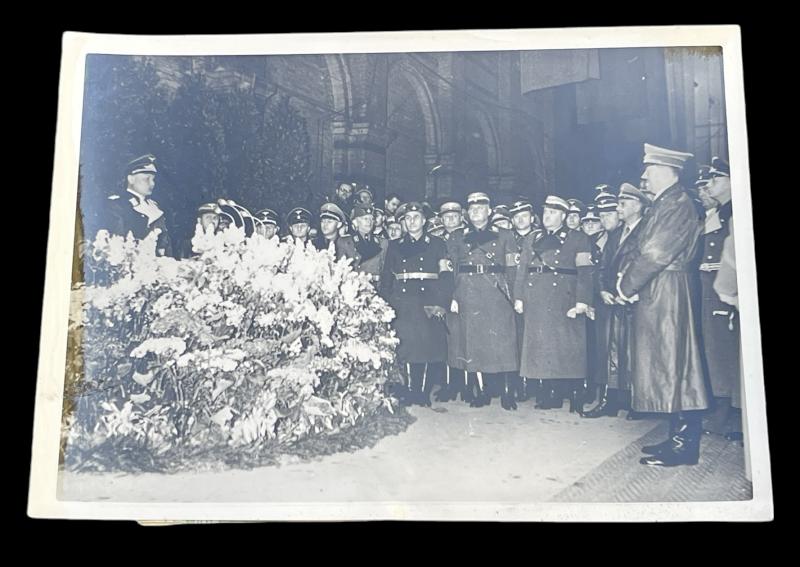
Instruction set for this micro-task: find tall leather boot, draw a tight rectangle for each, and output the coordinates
[580,386,620,418]
[641,415,679,455]
[535,382,562,409]
[500,373,518,411]
[434,365,452,403]
[470,372,491,408]
[516,376,529,402]
[640,413,701,466]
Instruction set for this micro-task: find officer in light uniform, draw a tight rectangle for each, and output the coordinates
[514,195,595,411]
[444,192,519,409]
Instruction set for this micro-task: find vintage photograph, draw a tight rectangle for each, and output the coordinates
[28,28,771,521]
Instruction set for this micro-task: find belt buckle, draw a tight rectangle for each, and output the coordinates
[476,264,485,274]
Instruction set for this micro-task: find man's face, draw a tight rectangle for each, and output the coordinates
[582,219,602,235]
[263,224,278,239]
[512,211,533,233]
[353,214,374,235]
[374,211,385,227]
[404,211,425,235]
[357,191,372,205]
[699,176,732,210]
[599,210,621,232]
[467,204,490,226]
[542,207,566,231]
[441,211,462,230]
[320,218,341,238]
[617,199,642,223]
[566,212,581,230]
[199,213,219,232]
[642,164,677,195]
[386,197,401,214]
[128,172,155,197]
[387,223,403,240]
[290,222,310,239]
[337,183,353,200]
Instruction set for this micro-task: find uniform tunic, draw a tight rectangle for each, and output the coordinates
[380,234,449,363]
[699,202,740,399]
[445,224,519,373]
[441,230,465,370]
[591,226,623,387]
[107,189,172,256]
[335,232,389,283]
[514,226,594,380]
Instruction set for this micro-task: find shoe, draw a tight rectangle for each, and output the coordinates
[470,392,491,408]
[641,438,675,455]
[535,386,563,409]
[434,385,451,403]
[639,420,700,467]
[501,392,518,411]
[580,397,618,418]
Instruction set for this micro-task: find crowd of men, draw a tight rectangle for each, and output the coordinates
[103,143,741,468]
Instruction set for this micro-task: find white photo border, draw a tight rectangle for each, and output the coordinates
[28,26,772,521]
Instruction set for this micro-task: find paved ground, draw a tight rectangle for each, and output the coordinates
[58,399,750,503]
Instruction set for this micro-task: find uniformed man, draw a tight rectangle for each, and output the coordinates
[254,208,281,241]
[218,199,255,236]
[182,202,221,257]
[445,192,519,409]
[566,199,586,231]
[283,207,313,245]
[385,192,402,217]
[434,199,469,403]
[373,207,388,240]
[312,202,346,251]
[582,183,649,418]
[490,207,513,231]
[439,200,466,238]
[381,202,450,406]
[514,195,595,411]
[333,182,355,215]
[617,143,708,467]
[583,189,623,411]
[713,215,743,443]
[426,215,446,238]
[509,199,540,403]
[696,157,740,437]
[580,206,603,237]
[386,216,403,241]
[336,203,389,285]
[107,154,172,256]
[355,186,374,206]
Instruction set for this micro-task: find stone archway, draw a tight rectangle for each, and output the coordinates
[385,62,443,202]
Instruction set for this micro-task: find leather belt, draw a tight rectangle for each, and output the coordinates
[395,272,439,281]
[458,264,505,274]
[527,265,577,275]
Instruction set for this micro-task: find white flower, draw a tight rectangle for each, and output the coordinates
[130,393,151,404]
[130,337,187,359]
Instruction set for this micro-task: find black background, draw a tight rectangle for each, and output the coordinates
[11,9,779,547]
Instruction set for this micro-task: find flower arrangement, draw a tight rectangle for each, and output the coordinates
[63,227,400,471]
